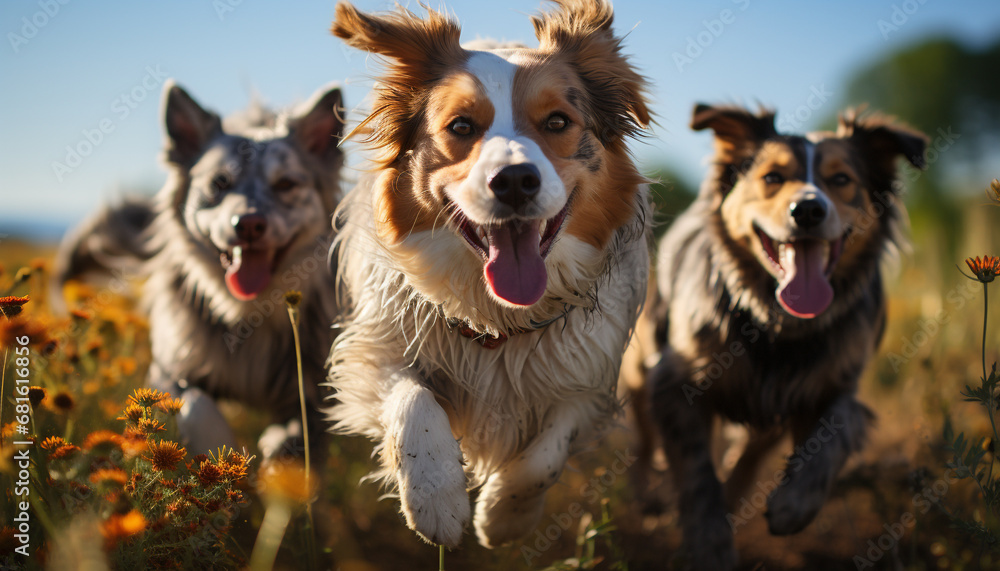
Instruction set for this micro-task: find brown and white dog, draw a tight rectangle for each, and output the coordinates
[326,0,651,548]
[646,104,926,569]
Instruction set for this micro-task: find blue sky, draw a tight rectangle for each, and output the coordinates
[1,0,998,237]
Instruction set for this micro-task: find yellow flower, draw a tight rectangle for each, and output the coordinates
[128,388,168,408]
[965,256,1000,283]
[155,397,184,416]
[136,418,166,435]
[117,403,145,424]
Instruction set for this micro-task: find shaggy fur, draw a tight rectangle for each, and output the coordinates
[54,81,345,463]
[645,104,926,570]
[327,0,651,548]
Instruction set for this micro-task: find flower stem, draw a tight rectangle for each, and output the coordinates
[440,544,445,571]
[286,304,317,566]
[983,283,989,383]
[249,502,293,571]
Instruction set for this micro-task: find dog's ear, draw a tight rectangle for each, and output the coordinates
[533,0,650,148]
[690,103,776,163]
[161,80,222,165]
[331,2,463,166]
[839,108,928,193]
[332,2,462,66]
[289,84,345,162]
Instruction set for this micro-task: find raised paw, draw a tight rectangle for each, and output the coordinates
[765,474,827,535]
[399,453,471,547]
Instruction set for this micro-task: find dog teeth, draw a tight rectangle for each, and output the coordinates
[477,226,487,242]
[778,242,793,271]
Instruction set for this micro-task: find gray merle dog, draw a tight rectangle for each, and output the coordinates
[646,104,926,570]
[54,80,345,464]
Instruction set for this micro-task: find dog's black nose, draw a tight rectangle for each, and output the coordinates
[790,198,828,229]
[488,164,541,211]
[233,213,267,242]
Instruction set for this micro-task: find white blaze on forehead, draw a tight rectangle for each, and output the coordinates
[798,139,831,209]
[446,50,566,224]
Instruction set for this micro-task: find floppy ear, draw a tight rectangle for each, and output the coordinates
[533,0,650,147]
[161,80,222,165]
[289,83,345,162]
[690,103,776,164]
[839,108,927,193]
[331,2,463,166]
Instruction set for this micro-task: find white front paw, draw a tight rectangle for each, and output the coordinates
[399,450,470,547]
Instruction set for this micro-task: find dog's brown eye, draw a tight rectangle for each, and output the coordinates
[210,173,233,194]
[545,113,568,132]
[272,177,298,192]
[449,118,474,137]
[828,173,852,187]
[763,172,785,185]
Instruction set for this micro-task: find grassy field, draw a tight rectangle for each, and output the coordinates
[2,194,1000,571]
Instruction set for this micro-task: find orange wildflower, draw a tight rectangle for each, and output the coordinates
[48,444,81,461]
[128,388,167,408]
[89,467,128,487]
[40,436,69,451]
[0,296,29,319]
[118,403,145,424]
[101,510,147,550]
[50,390,75,412]
[155,397,184,416]
[82,430,124,451]
[196,462,224,487]
[965,256,1000,283]
[27,386,47,407]
[136,418,166,435]
[143,441,186,472]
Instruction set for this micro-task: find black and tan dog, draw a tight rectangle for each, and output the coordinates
[646,104,926,569]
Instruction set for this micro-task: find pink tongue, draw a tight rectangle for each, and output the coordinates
[483,220,547,306]
[776,241,833,319]
[224,247,273,301]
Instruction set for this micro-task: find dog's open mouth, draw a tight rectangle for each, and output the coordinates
[218,237,298,302]
[452,198,571,307]
[755,226,845,319]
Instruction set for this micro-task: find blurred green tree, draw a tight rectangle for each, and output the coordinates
[835,37,1000,264]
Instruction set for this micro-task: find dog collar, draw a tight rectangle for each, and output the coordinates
[444,306,575,349]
